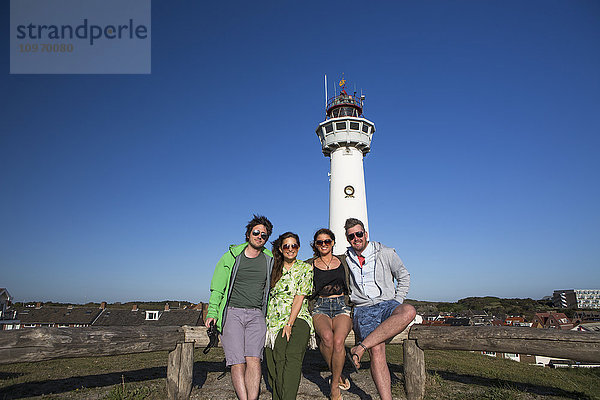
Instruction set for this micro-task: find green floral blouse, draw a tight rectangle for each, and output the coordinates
[265,259,315,349]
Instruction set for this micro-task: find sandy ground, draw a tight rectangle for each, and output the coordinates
[192,349,406,400]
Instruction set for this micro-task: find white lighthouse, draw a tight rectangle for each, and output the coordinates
[316,80,375,254]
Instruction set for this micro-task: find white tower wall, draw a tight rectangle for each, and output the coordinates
[329,147,369,254]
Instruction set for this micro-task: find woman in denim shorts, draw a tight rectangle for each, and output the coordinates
[307,228,353,400]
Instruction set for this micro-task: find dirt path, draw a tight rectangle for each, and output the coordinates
[191,349,406,400]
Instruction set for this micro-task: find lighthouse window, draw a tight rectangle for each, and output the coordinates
[336,122,346,130]
[362,124,369,133]
[324,124,333,133]
[350,122,360,130]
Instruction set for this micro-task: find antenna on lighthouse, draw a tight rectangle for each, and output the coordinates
[324,74,328,109]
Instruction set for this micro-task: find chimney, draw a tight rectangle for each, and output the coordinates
[35,302,41,309]
[132,304,138,311]
[100,301,107,310]
[202,303,208,322]
[164,303,170,312]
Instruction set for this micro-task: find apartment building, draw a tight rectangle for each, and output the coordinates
[553,289,600,309]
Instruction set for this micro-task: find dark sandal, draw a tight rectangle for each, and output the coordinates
[345,348,360,373]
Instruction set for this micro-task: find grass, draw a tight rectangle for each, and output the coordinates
[387,348,600,400]
[1,346,598,399]
[104,384,151,400]
[0,351,170,399]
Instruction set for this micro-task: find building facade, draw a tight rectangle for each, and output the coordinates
[553,289,600,309]
[0,288,19,330]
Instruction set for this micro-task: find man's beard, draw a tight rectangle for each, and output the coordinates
[248,240,264,250]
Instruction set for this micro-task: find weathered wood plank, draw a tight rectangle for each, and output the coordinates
[167,343,183,400]
[182,325,409,348]
[403,339,425,400]
[409,326,600,362]
[388,327,410,344]
[410,326,600,342]
[0,326,184,364]
[182,326,210,347]
[167,342,193,400]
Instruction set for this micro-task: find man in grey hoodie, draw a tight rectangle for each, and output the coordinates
[344,218,416,400]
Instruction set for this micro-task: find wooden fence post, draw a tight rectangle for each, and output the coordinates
[167,342,194,400]
[403,339,425,400]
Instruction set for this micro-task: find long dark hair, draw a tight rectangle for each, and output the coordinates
[270,232,300,289]
[310,228,335,257]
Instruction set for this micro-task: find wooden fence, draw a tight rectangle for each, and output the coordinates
[403,326,600,400]
[1,326,599,400]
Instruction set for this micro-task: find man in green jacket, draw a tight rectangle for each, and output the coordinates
[205,215,274,400]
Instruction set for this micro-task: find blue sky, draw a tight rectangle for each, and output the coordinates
[1,1,599,303]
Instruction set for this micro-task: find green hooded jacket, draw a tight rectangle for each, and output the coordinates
[206,242,274,333]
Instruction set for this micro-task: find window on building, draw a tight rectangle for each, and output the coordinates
[146,311,159,321]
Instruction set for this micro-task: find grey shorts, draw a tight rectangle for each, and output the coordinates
[220,307,266,366]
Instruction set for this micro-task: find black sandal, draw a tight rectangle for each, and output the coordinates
[345,348,359,373]
[349,342,368,371]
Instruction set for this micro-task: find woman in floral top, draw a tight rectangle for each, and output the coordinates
[265,232,315,400]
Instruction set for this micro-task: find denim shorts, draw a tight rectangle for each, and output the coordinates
[353,299,401,341]
[312,296,351,319]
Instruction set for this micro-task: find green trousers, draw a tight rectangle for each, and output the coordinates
[264,319,310,400]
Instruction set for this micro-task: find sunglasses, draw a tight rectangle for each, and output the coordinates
[251,229,269,240]
[316,239,333,246]
[346,231,365,241]
[282,243,299,250]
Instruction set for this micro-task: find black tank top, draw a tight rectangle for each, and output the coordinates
[312,258,347,297]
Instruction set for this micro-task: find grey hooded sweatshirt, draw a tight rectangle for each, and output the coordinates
[346,241,410,307]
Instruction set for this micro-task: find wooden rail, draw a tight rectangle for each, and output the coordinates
[403,326,600,400]
[1,326,599,400]
[0,326,191,399]
[183,325,409,347]
[0,326,183,363]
